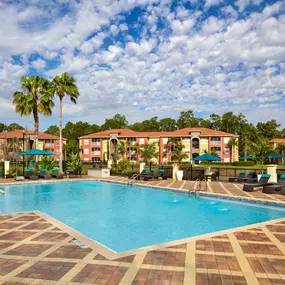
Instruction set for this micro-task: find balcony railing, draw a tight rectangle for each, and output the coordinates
[128,141,137,145]
[92,151,100,155]
[92,142,100,146]
[211,141,221,145]
[128,151,136,155]
[44,143,54,147]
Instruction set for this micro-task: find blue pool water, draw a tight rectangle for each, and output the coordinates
[1,181,285,252]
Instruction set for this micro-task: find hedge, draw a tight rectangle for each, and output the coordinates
[232,161,255,166]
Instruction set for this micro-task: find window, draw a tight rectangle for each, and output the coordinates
[92,157,100,162]
[211,137,221,145]
[224,148,230,154]
[192,138,199,148]
[163,157,168,162]
[224,137,230,144]
[83,148,89,154]
[139,138,145,144]
[163,138,168,144]
[84,158,89,161]
[128,138,136,145]
[223,158,230,163]
[84,139,89,145]
[92,138,100,146]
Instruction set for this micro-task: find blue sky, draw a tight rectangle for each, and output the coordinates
[0,0,284,131]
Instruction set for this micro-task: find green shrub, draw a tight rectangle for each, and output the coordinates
[121,170,137,178]
[110,168,122,175]
[232,161,255,166]
[117,160,130,171]
[39,157,55,172]
[81,169,88,175]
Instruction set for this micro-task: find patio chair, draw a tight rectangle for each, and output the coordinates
[243,174,273,192]
[142,168,156,181]
[129,168,148,180]
[238,171,257,183]
[51,168,64,179]
[25,169,38,180]
[262,175,285,194]
[228,171,246,182]
[39,168,52,179]
[154,169,167,180]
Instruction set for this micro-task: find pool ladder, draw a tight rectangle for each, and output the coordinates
[127,181,134,186]
[188,178,207,196]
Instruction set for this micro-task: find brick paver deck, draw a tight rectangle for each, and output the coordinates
[1,177,285,284]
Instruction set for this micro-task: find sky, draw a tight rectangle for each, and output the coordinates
[0,0,285,131]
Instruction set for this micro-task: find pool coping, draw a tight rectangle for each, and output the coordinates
[2,178,285,260]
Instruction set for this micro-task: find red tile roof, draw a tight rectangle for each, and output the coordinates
[80,128,237,139]
[0,130,62,140]
[269,138,285,143]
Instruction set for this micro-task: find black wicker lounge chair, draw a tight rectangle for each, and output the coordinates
[39,169,52,179]
[228,171,246,182]
[243,174,272,192]
[238,171,257,183]
[51,168,64,179]
[154,169,167,180]
[25,169,38,180]
[262,175,285,194]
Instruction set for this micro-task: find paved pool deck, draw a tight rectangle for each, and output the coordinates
[1,176,285,285]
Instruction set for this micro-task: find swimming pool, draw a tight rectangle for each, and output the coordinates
[1,180,285,252]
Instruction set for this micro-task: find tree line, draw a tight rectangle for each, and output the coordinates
[41,111,284,159]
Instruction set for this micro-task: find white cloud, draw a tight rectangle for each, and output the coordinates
[31,58,46,69]
[205,0,226,10]
[0,0,285,130]
[235,0,264,12]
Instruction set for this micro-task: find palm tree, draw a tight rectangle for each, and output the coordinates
[52,73,79,172]
[138,142,159,164]
[167,138,188,164]
[13,76,54,150]
[117,141,126,159]
[275,143,285,164]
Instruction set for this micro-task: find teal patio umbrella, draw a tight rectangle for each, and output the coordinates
[18,149,54,156]
[239,155,256,160]
[192,153,222,162]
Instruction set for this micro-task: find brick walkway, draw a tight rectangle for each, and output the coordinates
[2,178,285,284]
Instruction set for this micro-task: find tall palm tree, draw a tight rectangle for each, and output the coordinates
[52,73,79,172]
[138,142,159,164]
[13,76,54,150]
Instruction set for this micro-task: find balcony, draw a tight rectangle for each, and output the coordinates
[211,141,221,145]
[128,151,137,155]
[92,151,100,156]
[44,143,54,147]
[92,142,100,147]
[128,141,137,146]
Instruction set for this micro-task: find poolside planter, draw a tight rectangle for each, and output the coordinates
[176,170,184,181]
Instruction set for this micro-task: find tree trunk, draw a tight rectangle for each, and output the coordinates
[33,102,39,163]
[59,98,63,173]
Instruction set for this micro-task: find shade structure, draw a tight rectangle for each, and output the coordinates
[18,149,54,156]
[239,155,256,160]
[269,153,285,159]
[192,153,222,161]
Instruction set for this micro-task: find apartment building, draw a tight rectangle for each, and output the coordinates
[79,128,239,163]
[269,138,285,148]
[0,130,64,161]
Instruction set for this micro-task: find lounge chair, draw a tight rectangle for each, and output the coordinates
[238,171,257,183]
[51,168,64,179]
[228,171,246,182]
[243,174,272,192]
[142,168,155,181]
[39,168,52,179]
[25,169,38,180]
[129,168,148,180]
[262,175,285,194]
[154,169,167,180]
